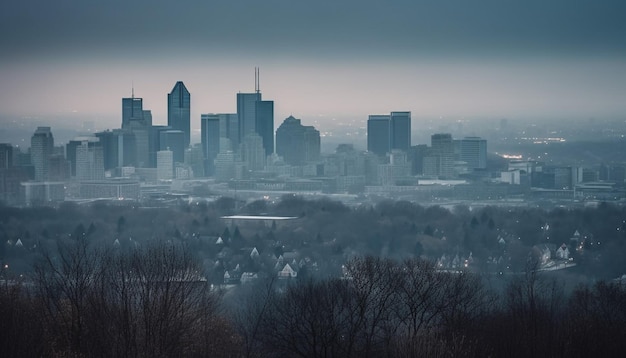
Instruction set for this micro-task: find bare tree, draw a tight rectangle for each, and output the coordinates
[256,278,356,358]
[343,256,400,357]
[232,277,277,358]
[33,233,101,355]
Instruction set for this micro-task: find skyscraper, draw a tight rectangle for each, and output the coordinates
[256,100,274,156]
[0,143,13,169]
[457,137,487,170]
[431,133,455,178]
[96,129,137,171]
[237,68,274,155]
[275,115,320,166]
[31,127,54,181]
[157,149,174,180]
[168,81,191,148]
[122,95,143,129]
[367,115,390,157]
[237,92,261,140]
[122,89,152,167]
[159,130,186,164]
[75,139,104,180]
[201,114,220,176]
[390,111,411,151]
[241,133,266,171]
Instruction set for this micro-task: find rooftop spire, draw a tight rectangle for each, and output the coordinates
[255,67,260,94]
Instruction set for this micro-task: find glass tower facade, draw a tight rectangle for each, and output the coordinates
[168,81,191,148]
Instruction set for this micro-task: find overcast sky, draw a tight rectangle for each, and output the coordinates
[1,0,625,131]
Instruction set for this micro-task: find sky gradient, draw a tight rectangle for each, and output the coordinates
[1,0,625,131]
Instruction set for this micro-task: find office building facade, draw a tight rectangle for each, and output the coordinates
[367,115,391,157]
[457,137,487,170]
[390,111,411,151]
[31,127,54,181]
[168,81,191,148]
[276,115,320,166]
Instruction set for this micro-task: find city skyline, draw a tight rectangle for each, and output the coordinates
[1,1,625,131]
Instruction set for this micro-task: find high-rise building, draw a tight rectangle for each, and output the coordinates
[276,115,320,166]
[122,95,144,129]
[390,111,411,151]
[31,127,54,181]
[237,68,274,155]
[184,144,204,179]
[214,151,236,182]
[168,81,191,148]
[456,137,487,170]
[149,125,169,168]
[75,139,105,181]
[157,149,174,180]
[409,144,429,176]
[431,133,455,178]
[96,129,136,172]
[122,90,152,167]
[67,136,100,177]
[241,133,266,171]
[159,130,186,164]
[367,115,390,157]
[127,120,150,167]
[237,92,261,140]
[0,143,13,169]
[256,100,274,156]
[201,114,221,176]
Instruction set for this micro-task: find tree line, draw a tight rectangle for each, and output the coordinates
[2,246,626,357]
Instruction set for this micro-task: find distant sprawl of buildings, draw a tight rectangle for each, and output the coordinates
[0,70,625,206]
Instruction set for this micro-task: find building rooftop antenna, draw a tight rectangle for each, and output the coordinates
[255,67,260,94]
[132,81,135,99]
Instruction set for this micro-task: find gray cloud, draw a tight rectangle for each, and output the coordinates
[2,0,625,62]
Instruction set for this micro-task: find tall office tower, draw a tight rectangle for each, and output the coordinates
[0,143,13,169]
[390,111,411,151]
[96,129,136,171]
[67,136,100,177]
[237,68,274,155]
[122,89,152,167]
[156,149,174,180]
[31,127,54,181]
[237,92,261,140]
[75,139,104,180]
[457,137,487,170]
[256,100,274,156]
[66,139,81,176]
[127,120,150,167]
[159,130,186,164]
[241,133,266,171]
[168,81,191,148]
[149,125,165,167]
[184,144,204,178]
[431,133,455,178]
[378,150,410,186]
[122,93,144,129]
[275,115,321,166]
[223,113,239,148]
[409,144,429,175]
[201,114,220,176]
[367,115,391,157]
[214,151,236,182]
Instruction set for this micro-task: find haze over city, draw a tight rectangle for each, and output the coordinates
[3,2,626,357]
[1,0,625,134]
